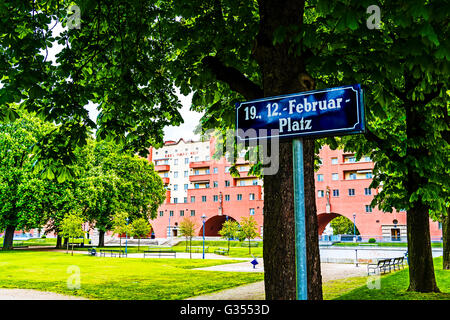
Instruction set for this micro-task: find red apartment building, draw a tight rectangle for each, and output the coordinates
[148,138,264,238]
[148,140,442,242]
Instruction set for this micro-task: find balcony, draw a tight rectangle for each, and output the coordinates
[154,164,170,172]
[189,174,211,183]
[162,177,170,184]
[189,161,210,169]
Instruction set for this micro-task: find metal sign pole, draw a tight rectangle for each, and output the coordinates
[292,138,308,300]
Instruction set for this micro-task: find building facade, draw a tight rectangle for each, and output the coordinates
[148,140,442,242]
[148,138,264,238]
[315,145,442,242]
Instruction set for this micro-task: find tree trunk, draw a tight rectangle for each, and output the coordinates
[405,96,439,292]
[443,207,450,270]
[98,230,105,247]
[254,0,322,300]
[406,203,440,292]
[56,234,62,249]
[2,225,15,250]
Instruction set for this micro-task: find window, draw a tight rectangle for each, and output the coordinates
[349,173,357,180]
[252,179,258,185]
[202,195,207,202]
[173,198,178,204]
[348,188,355,196]
[169,211,174,217]
[366,172,373,179]
[213,167,218,173]
[332,173,339,181]
[184,171,188,177]
[184,197,187,203]
[225,166,230,173]
[213,195,218,202]
[317,174,324,182]
[225,195,230,201]
[194,183,200,189]
[213,181,218,188]
[250,208,255,216]
[174,159,178,165]
[184,158,189,164]
[318,190,324,198]
[190,196,195,203]
[180,210,184,217]
[194,169,199,175]
[205,168,210,174]
[237,194,243,201]
[195,156,199,161]
[363,156,371,162]
[184,184,189,190]
[173,184,178,191]
[205,183,210,188]
[365,205,373,213]
[159,211,164,217]
[249,193,255,200]
[205,156,210,161]
[318,158,323,166]
[225,180,230,187]
[174,171,178,178]
[364,188,372,195]
[163,172,169,177]
[239,180,246,186]
[331,157,338,165]
[190,210,195,216]
[332,189,339,197]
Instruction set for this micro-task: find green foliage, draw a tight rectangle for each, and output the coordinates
[179,217,198,258]
[368,238,376,243]
[330,216,360,236]
[131,218,152,239]
[237,216,259,254]
[218,220,240,251]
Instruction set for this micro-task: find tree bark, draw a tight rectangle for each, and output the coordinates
[443,207,450,270]
[406,203,440,292]
[2,225,15,250]
[56,234,62,249]
[254,0,321,300]
[98,230,105,247]
[405,95,440,292]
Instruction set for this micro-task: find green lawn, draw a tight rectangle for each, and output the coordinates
[324,257,450,300]
[0,251,263,300]
[333,242,443,248]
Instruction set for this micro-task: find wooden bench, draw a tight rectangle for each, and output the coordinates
[100,249,127,258]
[214,248,229,255]
[143,250,176,258]
[241,242,259,248]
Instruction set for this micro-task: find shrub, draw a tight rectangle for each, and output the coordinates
[368,238,376,243]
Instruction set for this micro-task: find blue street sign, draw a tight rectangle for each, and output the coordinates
[236,84,365,141]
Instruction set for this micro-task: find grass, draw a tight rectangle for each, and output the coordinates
[0,251,263,300]
[323,257,450,300]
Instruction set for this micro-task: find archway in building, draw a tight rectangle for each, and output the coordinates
[317,213,360,238]
[199,215,237,237]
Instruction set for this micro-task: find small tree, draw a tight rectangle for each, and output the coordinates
[218,220,239,252]
[131,218,151,252]
[112,212,132,249]
[60,213,85,256]
[238,217,259,255]
[179,217,197,259]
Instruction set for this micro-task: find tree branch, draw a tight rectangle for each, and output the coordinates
[202,56,263,100]
[365,127,405,163]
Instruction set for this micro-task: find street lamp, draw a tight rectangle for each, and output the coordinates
[125,217,129,256]
[201,214,207,259]
[353,213,356,242]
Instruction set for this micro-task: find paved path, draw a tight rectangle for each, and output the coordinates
[186,262,368,300]
[0,288,87,300]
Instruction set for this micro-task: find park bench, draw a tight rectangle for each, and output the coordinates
[100,249,127,258]
[187,246,209,253]
[367,257,405,275]
[87,248,97,256]
[143,250,176,258]
[214,248,229,255]
[68,243,83,248]
[367,258,392,275]
[241,242,259,248]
